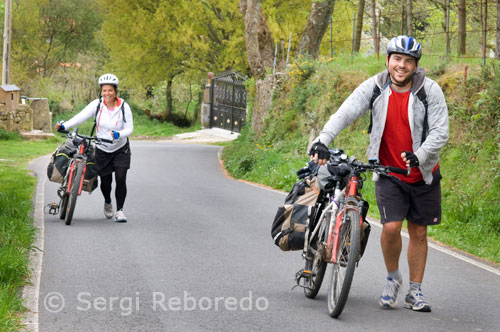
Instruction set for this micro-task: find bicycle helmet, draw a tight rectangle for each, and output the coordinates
[386,35,422,61]
[98,73,119,87]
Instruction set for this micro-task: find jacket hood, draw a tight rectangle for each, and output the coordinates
[376,67,427,94]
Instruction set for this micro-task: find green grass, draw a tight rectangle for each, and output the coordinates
[0,132,60,331]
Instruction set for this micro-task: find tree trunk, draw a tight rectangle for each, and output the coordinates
[163,78,173,122]
[370,0,377,52]
[496,0,500,58]
[297,1,336,59]
[458,0,466,55]
[353,0,365,53]
[240,0,273,79]
[406,0,413,36]
[240,0,275,134]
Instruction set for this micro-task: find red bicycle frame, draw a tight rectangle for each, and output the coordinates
[327,174,364,264]
[65,143,87,196]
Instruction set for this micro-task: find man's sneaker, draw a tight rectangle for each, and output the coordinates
[114,210,127,223]
[104,202,113,219]
[404,288,432,312]
[379,277,401,309]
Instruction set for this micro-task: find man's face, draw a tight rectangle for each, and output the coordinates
[386,53,417,87]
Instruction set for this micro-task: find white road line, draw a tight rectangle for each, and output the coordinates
[367,218,500,277]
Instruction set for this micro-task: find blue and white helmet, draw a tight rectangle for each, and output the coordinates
[387,35,422,60]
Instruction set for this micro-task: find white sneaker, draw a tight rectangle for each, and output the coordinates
[104,202,113,219]
[379,277,401,309]
[114,210,127,223]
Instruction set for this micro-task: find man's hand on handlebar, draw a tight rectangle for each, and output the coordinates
[401,151,419,168]
[309,141,330,166]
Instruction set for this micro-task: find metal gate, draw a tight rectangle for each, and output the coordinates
[209,71,247,133]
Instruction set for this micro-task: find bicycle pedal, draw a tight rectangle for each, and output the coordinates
[44,203,60,215]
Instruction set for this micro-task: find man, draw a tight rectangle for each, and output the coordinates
[309,36,448,312]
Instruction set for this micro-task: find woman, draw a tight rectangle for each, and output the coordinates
[55,74,133,223]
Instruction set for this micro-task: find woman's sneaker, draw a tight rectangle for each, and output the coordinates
[404,288,431,312]
[379,277,401,309]
[104,202,113,219]
[114,210,127,223]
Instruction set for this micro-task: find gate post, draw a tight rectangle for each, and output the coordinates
[201,72,213,128]
[208,73,215,129]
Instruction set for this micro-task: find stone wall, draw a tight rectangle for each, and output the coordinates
[31,98,52,132]
[0,104,33,132]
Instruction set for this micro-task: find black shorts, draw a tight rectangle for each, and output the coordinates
[374,168,442,226]
[95,141,131,177]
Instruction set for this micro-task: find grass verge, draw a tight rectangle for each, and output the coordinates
[0,130,60,331]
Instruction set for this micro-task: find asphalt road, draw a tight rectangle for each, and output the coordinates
[34,141,500,332]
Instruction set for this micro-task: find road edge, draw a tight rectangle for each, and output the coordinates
[22,156,48,332]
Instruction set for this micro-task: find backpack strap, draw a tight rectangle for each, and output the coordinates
[368,85,381,134]
[90,97,102,136]
[416,88,428,144]
[121,101,126,123]
[90,98,127,136]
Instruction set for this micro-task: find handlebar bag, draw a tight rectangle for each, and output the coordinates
[271,176,320,251]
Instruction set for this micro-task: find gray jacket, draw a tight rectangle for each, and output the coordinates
[315,67,449,184]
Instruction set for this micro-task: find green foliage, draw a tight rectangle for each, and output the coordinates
[0,129,21,141]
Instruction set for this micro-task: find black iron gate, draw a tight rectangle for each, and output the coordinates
[209,71,247,132]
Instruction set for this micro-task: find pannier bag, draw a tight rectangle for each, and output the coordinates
[271,176,320,251]
[82,143,98,192]
[47,145,74,183]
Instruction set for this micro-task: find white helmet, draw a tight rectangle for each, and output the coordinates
[98,73,119,86]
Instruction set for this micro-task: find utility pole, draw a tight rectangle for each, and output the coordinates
[2,0,12,86]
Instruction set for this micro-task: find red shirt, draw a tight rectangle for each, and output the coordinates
[379,87,425,183]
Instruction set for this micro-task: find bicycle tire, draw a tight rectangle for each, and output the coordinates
[59,193,68,220]
[65,162,83,225]
[304,208,330,299]
[327,208,361,318]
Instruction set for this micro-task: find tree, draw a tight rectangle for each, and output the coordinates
[407,0,413,36]
[297,1,335,59]
[496,0,500,58]
[370,0,378,53]
[11,0,102,79]
[458,0,466,55]
[239,0,273,79]
[352,0,365,53]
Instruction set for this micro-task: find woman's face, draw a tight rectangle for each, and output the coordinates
[101,84,117,104]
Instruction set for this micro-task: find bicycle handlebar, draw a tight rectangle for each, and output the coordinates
[58,128,114,144]
[297,150,410,180]
[350,160,409,176]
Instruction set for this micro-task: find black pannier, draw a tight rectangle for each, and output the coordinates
[271,176,320,251]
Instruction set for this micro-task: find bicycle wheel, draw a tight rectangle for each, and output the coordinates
[327,208,361,318]
[65,162,83,225]
[304,208,330,299]
[59,193,68,220]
